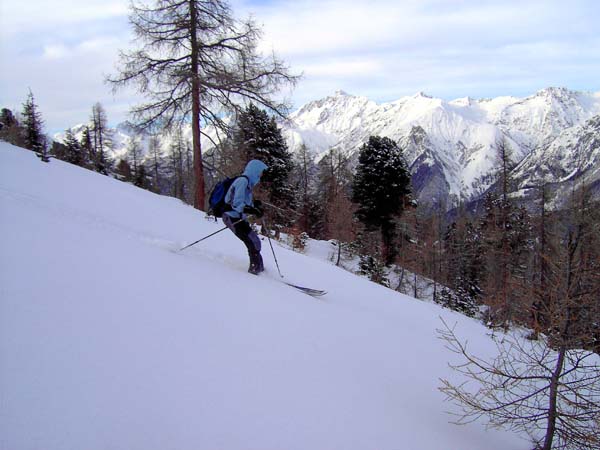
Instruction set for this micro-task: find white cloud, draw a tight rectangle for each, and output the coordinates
[240,0,600,104]
[1,0,599,133]
[1,0,128,37]
[42,44,70,60]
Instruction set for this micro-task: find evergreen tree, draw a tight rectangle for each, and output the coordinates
[50,140,68,161]
[21,91,49,162]
[134,163,149,189]
[436,221,481,317]
[352,136,411,264]
[0,108,17,129]
[0,108,25,147]
[358,254,390,287]
[63,130,83,166]
[116,159,133,182]
[232,104,295,226]
[80,126,94,169]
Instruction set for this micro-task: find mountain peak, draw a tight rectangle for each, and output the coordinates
[535,86,574,99]
[414,91,433,99]
[333,89,350,97]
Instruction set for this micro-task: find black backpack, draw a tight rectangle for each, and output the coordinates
[208,175,248,217]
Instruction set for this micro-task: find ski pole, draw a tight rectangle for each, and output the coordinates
[178,218,242,252]
[262,218,284,278]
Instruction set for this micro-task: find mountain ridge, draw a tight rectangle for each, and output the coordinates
[55,86,600,209]
[282,87,600,208]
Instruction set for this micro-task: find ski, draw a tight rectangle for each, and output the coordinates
[283,281,327,297]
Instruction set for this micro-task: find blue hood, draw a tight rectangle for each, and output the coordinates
[243,159,268,187]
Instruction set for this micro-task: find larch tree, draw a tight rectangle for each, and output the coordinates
[317,146,356,263]
[108,0,299,211]
[90,103,112,175]
[440,184,600,450]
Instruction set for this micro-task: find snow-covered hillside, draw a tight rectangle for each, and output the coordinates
[0,143,528,450]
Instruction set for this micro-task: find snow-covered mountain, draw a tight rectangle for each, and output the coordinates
[56,87,600,210]
[510,114,600,208]
[282,87,600,208]
[0,142,530,449]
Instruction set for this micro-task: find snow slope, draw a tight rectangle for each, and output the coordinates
[0,143,528,450]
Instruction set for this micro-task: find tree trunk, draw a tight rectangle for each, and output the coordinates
[542,345,565,450]
[189,0,205,210]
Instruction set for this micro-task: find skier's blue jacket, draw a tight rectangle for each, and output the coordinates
[224,159,268,219]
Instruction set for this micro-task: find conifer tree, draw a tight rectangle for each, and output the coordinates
[134,163,149,189]
[437,220,480,317]
[21,91,49,162]
[352,136,411,265]
[80,126,94,169]
[232,104,295,226]
[0,108,25,147]
[116,159,133,182]
[63,130,83,166]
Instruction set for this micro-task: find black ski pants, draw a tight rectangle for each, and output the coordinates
[222,215,263,269]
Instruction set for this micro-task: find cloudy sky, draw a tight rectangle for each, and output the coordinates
[1,0,599,133]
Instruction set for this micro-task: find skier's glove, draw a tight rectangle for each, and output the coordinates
[244,205,264,218]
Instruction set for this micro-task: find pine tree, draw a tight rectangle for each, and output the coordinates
[0,108,25,147]
[63,130,83,166]
[80,126,94,169]
[134,164,149,189]
[352,136,411,265]
[436,220,480,317]
[116,159,133,182]
[21,91,49,162]
[232,104,295,226]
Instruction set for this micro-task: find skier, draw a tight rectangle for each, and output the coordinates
[223,159,268,274]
